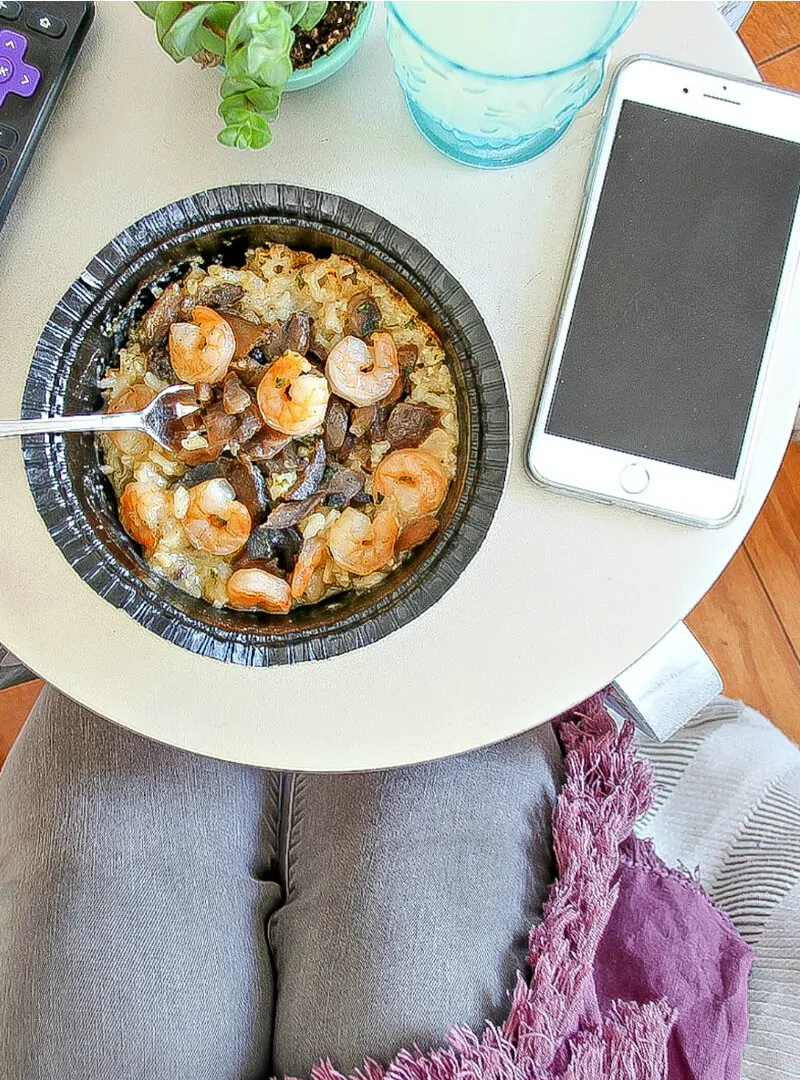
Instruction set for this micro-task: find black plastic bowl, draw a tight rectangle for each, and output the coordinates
[22,185,509,666]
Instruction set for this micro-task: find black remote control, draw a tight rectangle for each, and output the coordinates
[0,1,93,231]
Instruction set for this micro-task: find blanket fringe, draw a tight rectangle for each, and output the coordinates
[294,694,674,1080]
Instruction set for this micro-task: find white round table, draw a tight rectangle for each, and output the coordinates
[0,2,795,771]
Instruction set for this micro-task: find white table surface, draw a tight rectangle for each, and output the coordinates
[0,2,795,772]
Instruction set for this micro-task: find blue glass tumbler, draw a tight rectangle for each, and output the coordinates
[386,2,639,168]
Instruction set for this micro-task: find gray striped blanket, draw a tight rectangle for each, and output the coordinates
[636,698,800,1077]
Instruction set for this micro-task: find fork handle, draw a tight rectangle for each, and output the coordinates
[0,412,144,438]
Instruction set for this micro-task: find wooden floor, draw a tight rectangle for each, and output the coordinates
[0,3,799,767]
[685,3,800,744]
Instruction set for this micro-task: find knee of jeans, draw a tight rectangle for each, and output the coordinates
[2,689,159,855]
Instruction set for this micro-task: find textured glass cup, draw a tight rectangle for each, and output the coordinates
[386,2,638,168]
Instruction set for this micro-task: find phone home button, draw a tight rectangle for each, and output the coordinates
[619,463,650,494]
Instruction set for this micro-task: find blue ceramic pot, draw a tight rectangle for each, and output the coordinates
[285,2,373,91]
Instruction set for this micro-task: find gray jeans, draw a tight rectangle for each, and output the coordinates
[0,687,562,1080]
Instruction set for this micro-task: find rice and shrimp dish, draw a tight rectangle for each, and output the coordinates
[99,244,459,615]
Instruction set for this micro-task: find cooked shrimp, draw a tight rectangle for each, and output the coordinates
[328,507,398,576]
[118,480,174,553]
[182,478,251,556]
[169,306,236,384]
[372,448,449,521]
[256,351,330,437]
[227,567,292,613]
[325,333,400,407]
[107,383,157,456]
[290,535,326,600]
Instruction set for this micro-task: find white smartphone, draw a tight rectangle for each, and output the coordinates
[526,57,800,527]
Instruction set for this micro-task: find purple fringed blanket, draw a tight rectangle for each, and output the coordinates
[300,696,753,1080]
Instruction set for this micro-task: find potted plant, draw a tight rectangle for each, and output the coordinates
[136,2,372,149]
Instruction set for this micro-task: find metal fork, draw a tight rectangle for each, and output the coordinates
[0,385,200,452]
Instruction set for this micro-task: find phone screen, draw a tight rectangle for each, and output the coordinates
[545,101,800,478]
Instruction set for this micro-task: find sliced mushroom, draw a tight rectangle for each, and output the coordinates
[178,460,227,489]
[396,515,439,553]
[191,281,245,310]
[323,398,350,454]
[224,456,271,524]
[336,431,356,464]
[377,374,405,409]
[234,404,265,445]
[370,409,387,442]
[252,327,285,362]
[307,340,329,366]
[162,406,204,450]
[221,312,271,361]
[178,442,219,467]
[202,402,240,455]
[346,405,387,443]
[397,346,418,397]
[231,552,285,577]
[194,382,214,406]
[344,291,381,339]
[245,525,278,561]
[322,466,365,503]
[139,282,185,351]
[349,438,373,471]
[222,371,252,415]
[227,312,313,369]
[349,405,378,439]
[254,446,302,477]
[282,312,312,356]
[265,494,324,529]
[397,344,419,370]
[287,440,327,501]
[272,532,303,575]
[245,525,303,574]
[241,425,291,461]
[147,344,177,384]
[386,402,441,450]
[232,356,268,388]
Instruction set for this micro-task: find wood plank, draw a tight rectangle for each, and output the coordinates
[0,680,43,769]
[745,442,800,659]
[759,44,800,90]
[687,547,800,745]
[688,13,800,746]
[740,2,800,63]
